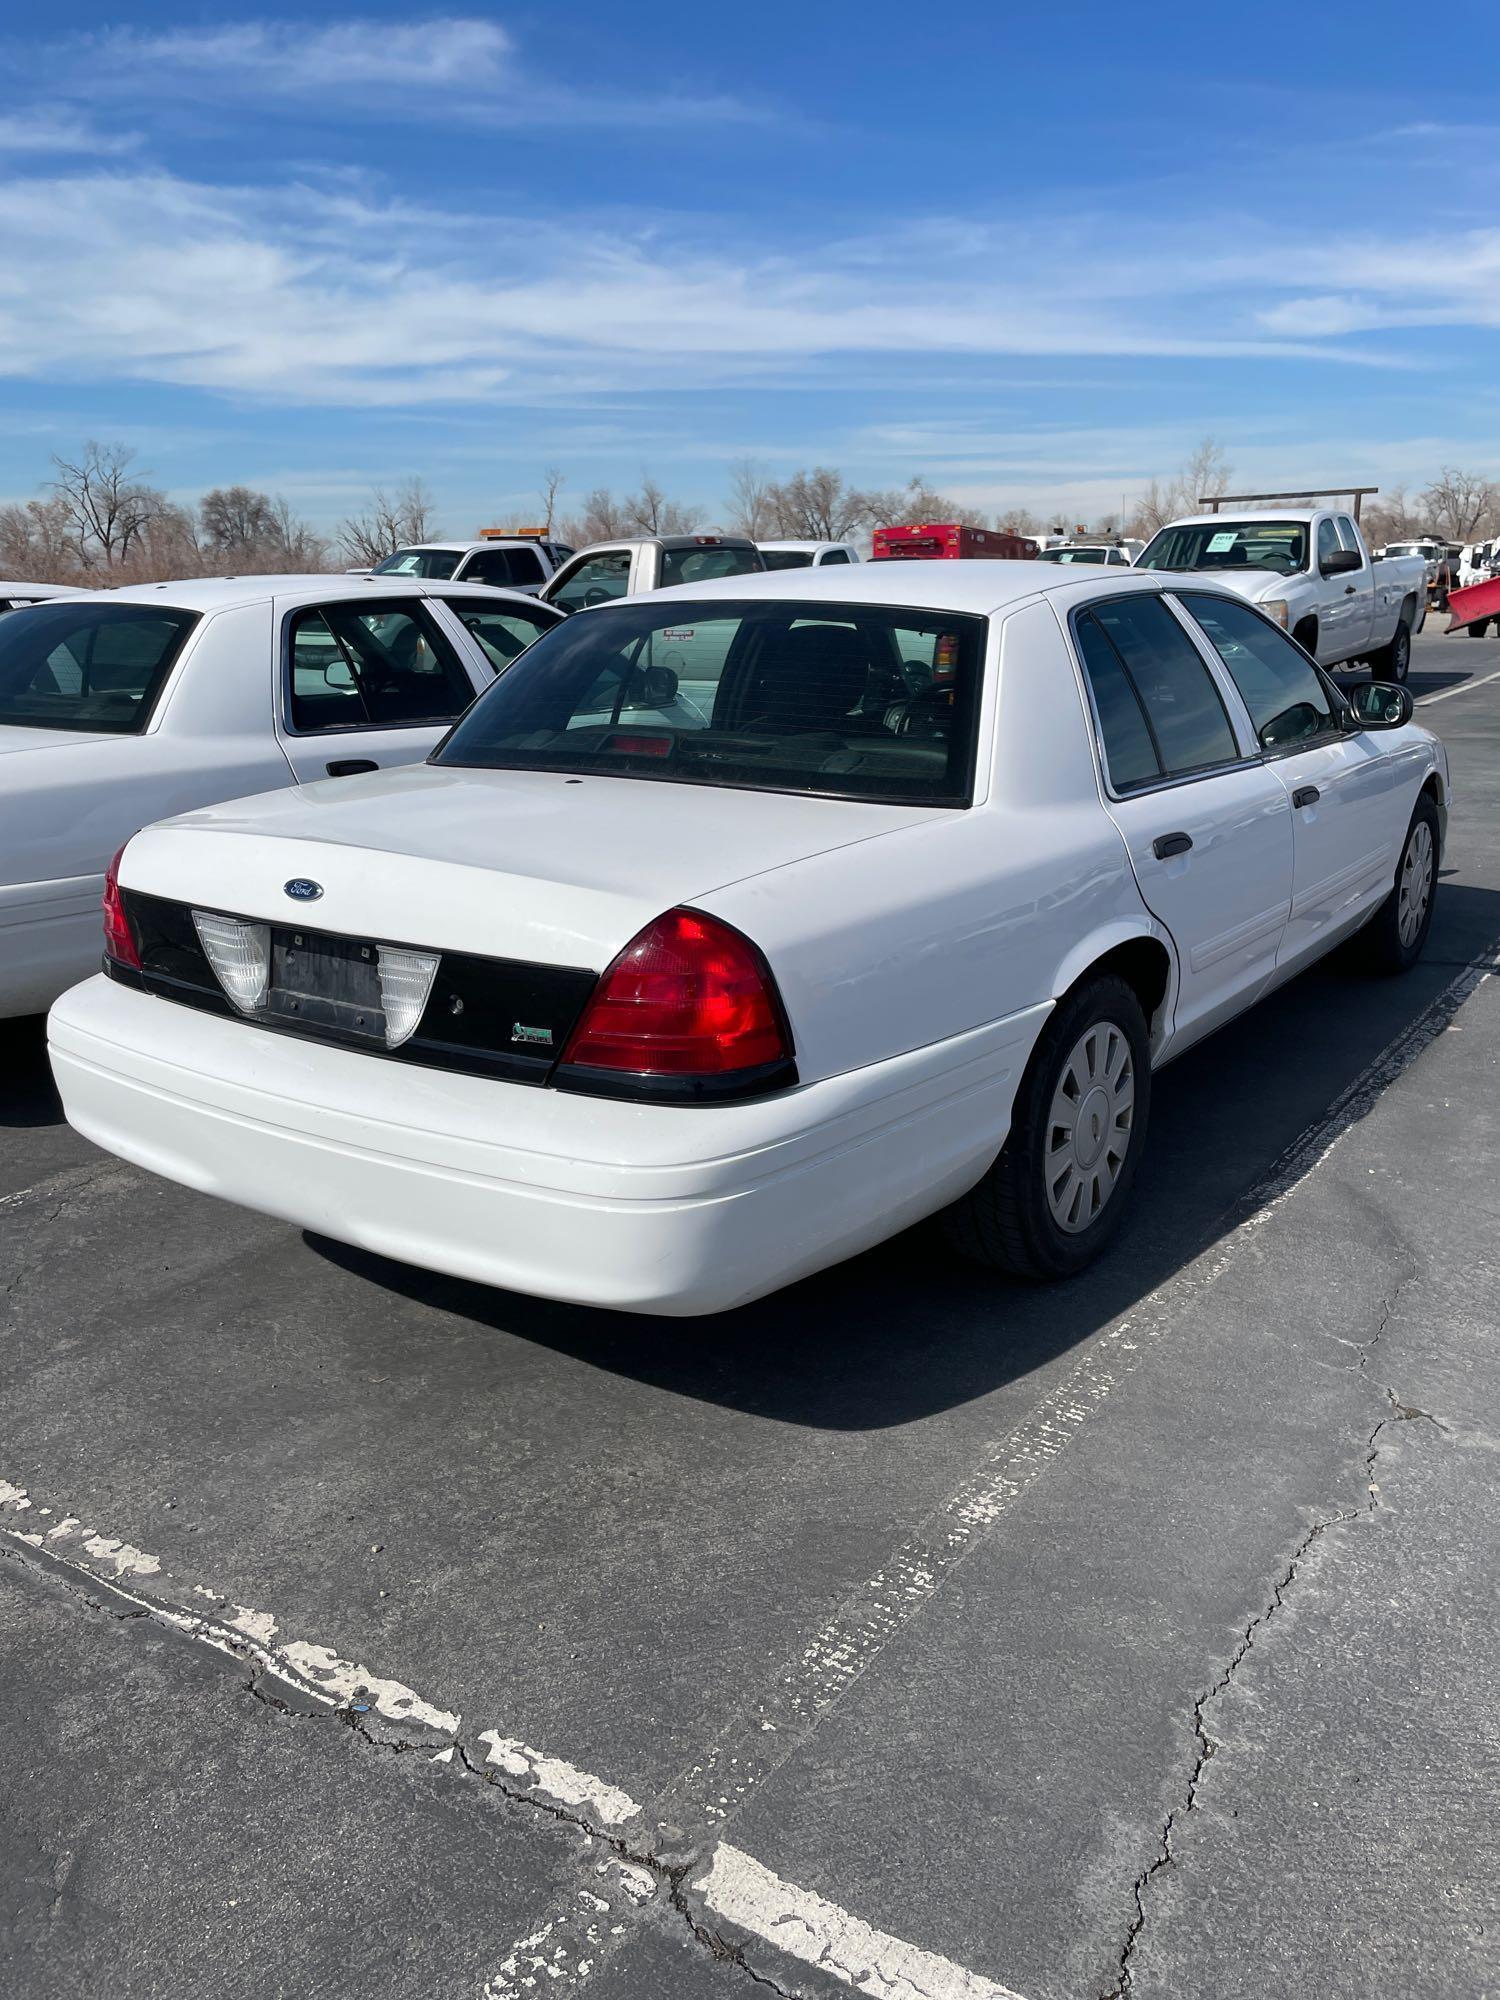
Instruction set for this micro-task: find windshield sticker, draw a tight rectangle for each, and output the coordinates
[1205,531,1237,553]
[661,628,695,641]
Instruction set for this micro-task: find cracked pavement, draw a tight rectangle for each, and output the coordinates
[3,631,1500,2000]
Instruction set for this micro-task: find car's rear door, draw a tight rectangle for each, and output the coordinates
[1069,590,1294,1048]
[273,593,489,783]
[1176,590,1401,973]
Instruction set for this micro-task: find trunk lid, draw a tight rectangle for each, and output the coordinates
[122,762,948,967]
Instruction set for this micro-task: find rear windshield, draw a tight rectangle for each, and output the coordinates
[1136,521,1308,576]
[372,548,460,579]
[1038,547,1108,564]
[760,550,815,571]
[433,597,985,806]
[0,601,199,732]
[658,545,762,589]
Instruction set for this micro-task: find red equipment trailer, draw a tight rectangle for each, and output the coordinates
[1446,574,1500,638]
[871,523,1039,562]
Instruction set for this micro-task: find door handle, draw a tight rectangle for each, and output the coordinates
[1152,831,1193,860]
[1292,785,1320,808]
[326,758,379,777]
[1344,585,1357,595]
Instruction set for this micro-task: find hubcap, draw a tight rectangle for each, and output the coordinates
[1046,1021,1135,1234]
[1393,629,1410,682]
[1397,819,1434,947]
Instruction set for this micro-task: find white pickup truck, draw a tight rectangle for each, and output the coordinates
[1135,506,1426,681]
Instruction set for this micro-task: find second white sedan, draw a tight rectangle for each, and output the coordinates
[49,565,1447,1313]
[1,575,562,1016]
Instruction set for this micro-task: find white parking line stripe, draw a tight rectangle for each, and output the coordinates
[1,1479,1018,2000]
[699,1844,1030,2000]
[1418,665,1500,706]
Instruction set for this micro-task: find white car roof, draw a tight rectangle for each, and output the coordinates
[651,559,1189,617]
[0,580,84,598]
[757,540,851,554]
[84,574,552,616]
[388,539,536,555]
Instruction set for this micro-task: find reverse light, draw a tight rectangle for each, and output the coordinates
[102,843,141,970]
[560,908,791,1080]
[377,946,440,1048]
[192,910,271,1013]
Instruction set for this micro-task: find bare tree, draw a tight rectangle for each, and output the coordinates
[994,505,1038,535]
[763,467,869,541]
[265,496,329,570]
[562,489,632,545]
[0,495,75,579]
[861,475,959,528]
[539,467,565,535]
[49,442,167,569]
[200,485,277,555]
[626,475,694,536]
[1184,437,1231,509]
[395,477,438,543]
[1420,467,1500,542]
[726,459,776,540]
[337,488,405,566]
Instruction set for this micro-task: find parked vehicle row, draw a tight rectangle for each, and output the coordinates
[47,561,1447,1315]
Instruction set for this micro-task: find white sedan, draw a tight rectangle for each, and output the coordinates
[0,575,562,1016]
[49,564,1447,1314]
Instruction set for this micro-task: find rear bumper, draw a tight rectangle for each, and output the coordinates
[48,976,1046,1315]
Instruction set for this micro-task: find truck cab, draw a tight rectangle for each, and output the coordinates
[1136,502,1426,681]
[539,534,763,612]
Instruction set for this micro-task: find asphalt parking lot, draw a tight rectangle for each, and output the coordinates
[3,624,1499,2000]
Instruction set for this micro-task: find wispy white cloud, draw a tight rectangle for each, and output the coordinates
[39,15,781,130]
[0,170,1440,416]
[0,109,137,154]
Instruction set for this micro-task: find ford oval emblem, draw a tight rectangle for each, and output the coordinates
[284,878,323,902]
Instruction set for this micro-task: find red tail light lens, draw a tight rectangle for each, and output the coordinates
[561,908,790,1077]
[102,842,141,970]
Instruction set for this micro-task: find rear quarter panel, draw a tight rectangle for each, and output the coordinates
[701,598,1158,1083]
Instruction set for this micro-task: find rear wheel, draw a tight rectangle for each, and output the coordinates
[1468,622,1491,639]
[1358,795,1439,974]
[1370,618,1412,683]
[942,974,1151,1279]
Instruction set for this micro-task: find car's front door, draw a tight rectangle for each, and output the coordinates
[1176,590,1402,972]
[274,594,489,783]
[1071,592,1294,1048]
[541,549,635,614]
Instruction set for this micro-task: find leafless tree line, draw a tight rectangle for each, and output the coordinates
[4,440,1497,588]
[0,443,330,585]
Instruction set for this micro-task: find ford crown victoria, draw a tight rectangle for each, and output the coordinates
[49,565,1447,1314]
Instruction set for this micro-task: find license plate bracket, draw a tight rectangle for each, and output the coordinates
[267,928,386,1040]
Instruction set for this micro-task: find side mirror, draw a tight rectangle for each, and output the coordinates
[1346,681,1413,730]
[1321,547,1362,577]
[632,668,684,708]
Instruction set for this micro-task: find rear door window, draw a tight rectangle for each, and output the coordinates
[0,602,199,732]
[286,599,476,732]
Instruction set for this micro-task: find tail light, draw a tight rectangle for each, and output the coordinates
[102,842,141,970]
[559,908,792,1087]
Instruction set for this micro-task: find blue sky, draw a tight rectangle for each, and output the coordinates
[0,1,1496,532]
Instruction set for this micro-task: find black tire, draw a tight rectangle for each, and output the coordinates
[1369,617,1412,683]
[1358,793,1440,975]
[1468,622,1490,639]
[942,974,1152,1280]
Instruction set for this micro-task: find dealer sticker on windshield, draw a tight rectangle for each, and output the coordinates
[1206,531,1237,553]
[662,628,695,640]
